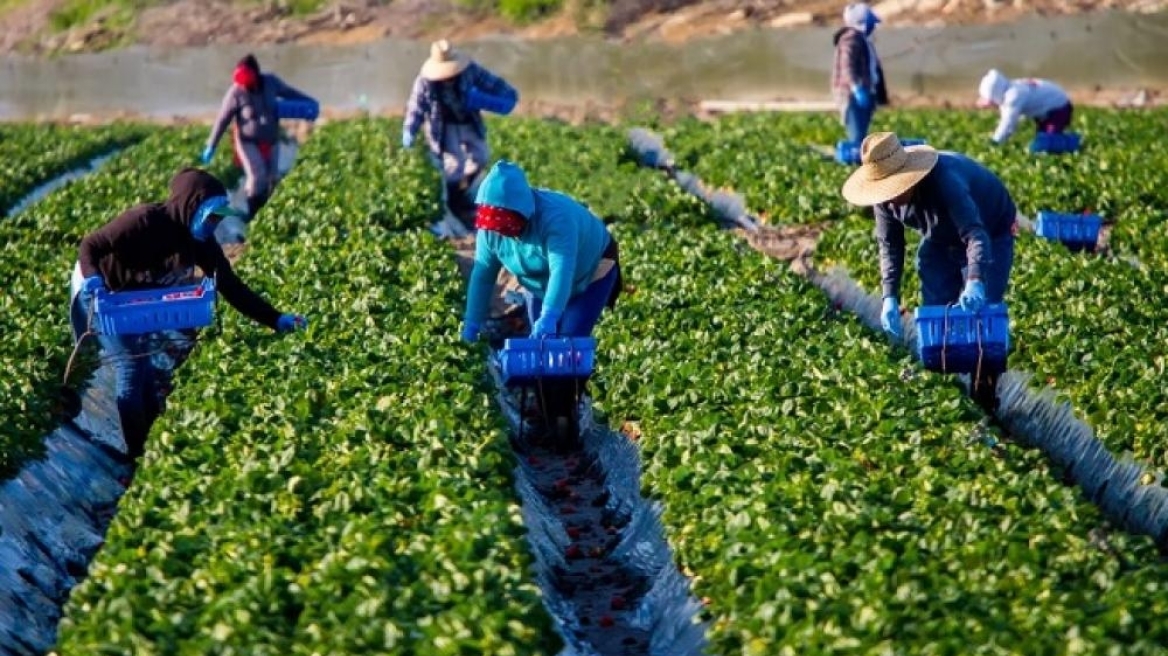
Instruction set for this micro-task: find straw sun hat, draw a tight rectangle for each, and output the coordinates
[841,132,940,206]
[421,39,471,81]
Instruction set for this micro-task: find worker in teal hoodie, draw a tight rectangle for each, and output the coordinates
[462,160,621,345]
[462,160,620,437]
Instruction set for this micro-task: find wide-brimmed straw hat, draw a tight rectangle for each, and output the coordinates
[841,132,939,206]
[421,39,471,81]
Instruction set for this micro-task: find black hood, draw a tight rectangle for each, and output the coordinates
[164,168,228,228]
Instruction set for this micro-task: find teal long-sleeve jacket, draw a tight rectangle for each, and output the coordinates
[464,189,610,325]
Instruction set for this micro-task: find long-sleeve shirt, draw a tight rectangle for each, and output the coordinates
[464,189,610,325]
[79,203,281,329]
[207,74,315,149]
[992,79,1070,143]
[874,152,1017,299]
[403,63,517,156]
[831,27,887,107]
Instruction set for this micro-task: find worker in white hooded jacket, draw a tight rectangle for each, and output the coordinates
[978,69,1073,145]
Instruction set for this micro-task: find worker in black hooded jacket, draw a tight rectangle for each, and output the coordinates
[69,167,307,459]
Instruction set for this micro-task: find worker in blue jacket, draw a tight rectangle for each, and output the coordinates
[842,132,1017,409]
[462,160,620,438]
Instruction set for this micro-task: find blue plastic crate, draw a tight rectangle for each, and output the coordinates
[499,337,596,386]
[1029,131,1081,154]
[835,140,861,165]
[914,303,1009,374]
[1035,211,1102,252]
[465,87,517,115]
[836,138,927,165]
[276,99,319,121]
[94,278,216,336]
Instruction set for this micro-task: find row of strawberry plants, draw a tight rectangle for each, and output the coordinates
[661,109,1168,465]
[739,110,1168,467]
[0,122,152,216]
[603,220,1168,654]
[659,109,1168,241]
[488,117,1168,653]
[55,118,560,655]
[0,125,227,480]
[488,116,717,227]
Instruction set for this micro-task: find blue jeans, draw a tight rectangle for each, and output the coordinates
[70,287,158,459]
[526,265,620,338]
[844,98,875,144]
[916,234,1015,306]
[524,265,620,422]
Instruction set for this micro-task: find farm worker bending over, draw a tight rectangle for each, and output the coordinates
[69,168,307,460]
[978,69,1073,145]
[461,161,621,428]
[402,39,519,225]
[842,133,1017,408]
[203,53,318,220]
[841,132,1017,338]
[832,2,888,144]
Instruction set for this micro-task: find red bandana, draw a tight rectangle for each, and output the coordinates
[475,205,526,237]
[233,65,259,91]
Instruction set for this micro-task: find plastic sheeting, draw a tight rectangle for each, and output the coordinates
[0,364,135,655]
[489,361,708,656]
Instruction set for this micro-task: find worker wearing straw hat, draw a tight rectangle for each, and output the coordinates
[403,39,519,226]
[841,133,1017,340]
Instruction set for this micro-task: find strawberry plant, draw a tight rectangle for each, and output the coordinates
[55,118,559,655]
[486,116,1168,653]
[0,125,211,479]
[0,122,151,216]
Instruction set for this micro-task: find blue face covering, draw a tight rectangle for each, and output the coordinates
[191,196,236,242]
[864,13,880,36]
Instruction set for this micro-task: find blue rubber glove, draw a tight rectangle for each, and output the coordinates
[852,85,873,110]
[958,280,987,313]
[200,146,215,165]
[460,321,481,343]
[82,275,106,294]
[401,127,414,150]
[880,296,903,338]
[276,314,307,333]
[530,310,561,338]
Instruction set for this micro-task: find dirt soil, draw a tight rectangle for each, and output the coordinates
[3,0,1167,56]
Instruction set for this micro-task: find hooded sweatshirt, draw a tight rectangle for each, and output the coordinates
[980,70,1070,143]
[464,164,610,326]
[78,168,282,329]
